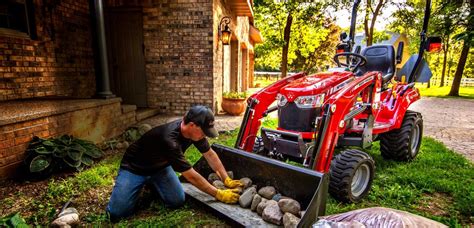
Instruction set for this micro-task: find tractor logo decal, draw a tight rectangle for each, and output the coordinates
[353,76,374,91]
[330,78,354,94]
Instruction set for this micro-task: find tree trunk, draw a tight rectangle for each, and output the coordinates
[449,0,473,95]
[364,0,384,46]
[281,13,293,78]
[448,40,470,96]
[440,37,449,87]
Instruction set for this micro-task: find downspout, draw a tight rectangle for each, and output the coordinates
[90,0,114,98]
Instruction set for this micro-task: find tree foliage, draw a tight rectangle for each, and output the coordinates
[254,1,340,74]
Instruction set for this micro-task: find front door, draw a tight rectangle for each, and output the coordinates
[105,8,147,107]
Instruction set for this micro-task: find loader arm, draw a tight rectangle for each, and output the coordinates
[235,72,307,151]
[311,72,383,172]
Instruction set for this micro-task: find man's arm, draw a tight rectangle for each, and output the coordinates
[182,168,217,197]
[202,148,228,181]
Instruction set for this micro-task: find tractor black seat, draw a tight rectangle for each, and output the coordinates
[357,45,395,84]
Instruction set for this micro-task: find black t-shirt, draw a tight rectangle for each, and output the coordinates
[120,119,210,175]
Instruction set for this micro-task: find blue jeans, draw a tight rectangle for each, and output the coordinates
[106,166,185,221]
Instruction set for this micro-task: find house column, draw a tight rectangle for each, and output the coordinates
[90,0,114,98]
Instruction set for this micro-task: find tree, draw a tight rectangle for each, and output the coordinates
[449,0,473,96]
[363,0,389,46]
[254,1,335,76]
[431,1,465,87]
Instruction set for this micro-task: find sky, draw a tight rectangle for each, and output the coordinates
[332,1,402,31]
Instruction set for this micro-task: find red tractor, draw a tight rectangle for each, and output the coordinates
[233,0,441,203]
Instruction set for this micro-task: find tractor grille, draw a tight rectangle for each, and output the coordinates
[278,102,320,132]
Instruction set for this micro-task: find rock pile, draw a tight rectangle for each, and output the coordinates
[208,173,304,227]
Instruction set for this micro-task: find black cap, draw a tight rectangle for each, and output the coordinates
[184,105,218,138]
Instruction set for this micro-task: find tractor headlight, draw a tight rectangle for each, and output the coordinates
[295,94,325,109]
[276,93,288,107]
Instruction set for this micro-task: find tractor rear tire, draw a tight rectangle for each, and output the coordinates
[329,149,375,203]
[380,111,423,161]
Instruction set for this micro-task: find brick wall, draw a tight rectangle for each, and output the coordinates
[0,0,96,101]
[0,99,135,178]
[143,0,215,115]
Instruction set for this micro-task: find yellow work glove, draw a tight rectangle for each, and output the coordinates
[215,189,240,204]
[224,176,244,188]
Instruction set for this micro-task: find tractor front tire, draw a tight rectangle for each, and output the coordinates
[380,111,423,161]
[329,149,375,203]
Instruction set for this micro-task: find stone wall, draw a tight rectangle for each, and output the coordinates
[0,98,135,178]
[0,0,96,101]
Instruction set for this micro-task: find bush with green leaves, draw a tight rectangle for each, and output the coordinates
[24,135,103,179]
[0,213,29,227]
[223,91,247,99]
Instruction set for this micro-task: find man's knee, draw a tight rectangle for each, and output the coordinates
[106,204,131,222]
[165,191,185,208]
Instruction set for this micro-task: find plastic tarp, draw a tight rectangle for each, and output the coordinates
[313,207,447,228]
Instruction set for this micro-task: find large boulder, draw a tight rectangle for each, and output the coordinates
[212,180,226,190]
[262,200,283,225]
[278,198,301,216]
[283,212,300,228]
[239,177,252,189]
[256,198,269,215]
[258,186,276,199]
[239,187,257,208]
[208,173,220,183]
[250,194,262,211]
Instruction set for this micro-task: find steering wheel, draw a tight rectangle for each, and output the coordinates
[333,52,367,71]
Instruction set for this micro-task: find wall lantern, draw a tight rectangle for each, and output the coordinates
[219,16,231,45]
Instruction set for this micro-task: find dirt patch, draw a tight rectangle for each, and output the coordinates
[415,192,453,217]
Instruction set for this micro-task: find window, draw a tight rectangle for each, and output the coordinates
[0,0,36,39]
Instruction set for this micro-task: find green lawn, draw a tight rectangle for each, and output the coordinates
[1,119,472,226]
[417,84,474,99]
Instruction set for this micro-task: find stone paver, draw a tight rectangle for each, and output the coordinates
[137,97,474,162]
[410,97,474,162]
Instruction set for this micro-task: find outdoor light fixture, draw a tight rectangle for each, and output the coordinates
[219,16,231,45]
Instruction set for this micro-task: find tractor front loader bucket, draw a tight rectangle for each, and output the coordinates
[181,143,329,227]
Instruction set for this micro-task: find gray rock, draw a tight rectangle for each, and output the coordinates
[208,173,220,183]
[262,200,283,225]
[212,180,226,190]
[240,177,252,189]
[258,186,277,199]
[256,198,269,215]
[239,187,257,208]
[250,194,262,211]
[283,212,300,228]
[278,198,301,215]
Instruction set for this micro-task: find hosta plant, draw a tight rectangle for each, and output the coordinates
[24,135,103,179]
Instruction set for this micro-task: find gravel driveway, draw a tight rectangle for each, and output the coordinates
[409,97,474,162]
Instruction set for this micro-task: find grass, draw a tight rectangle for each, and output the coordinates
[417,84,474,99]
[253,77,278,88]
[1,118,472,226]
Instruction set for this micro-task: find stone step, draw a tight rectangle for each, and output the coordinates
[121,104,137,114]
[136,108,160,121]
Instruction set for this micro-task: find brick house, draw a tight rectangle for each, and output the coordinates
[0,0,262,178]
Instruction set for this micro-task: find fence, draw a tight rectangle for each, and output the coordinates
[430,78,474,87]
[254,71,296,80]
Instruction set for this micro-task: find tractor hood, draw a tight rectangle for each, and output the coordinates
[280,71,354,102]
